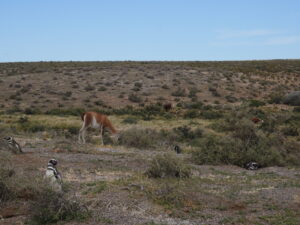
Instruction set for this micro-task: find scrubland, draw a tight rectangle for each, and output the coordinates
[0,61,300,225]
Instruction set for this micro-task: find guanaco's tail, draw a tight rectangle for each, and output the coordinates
[81,112,86,121]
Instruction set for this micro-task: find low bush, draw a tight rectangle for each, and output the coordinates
[171,88,186,97]
[283,91,300,106]
[24,107,42,115]
[118,128,177,149]
[225,95,238,103]
[17,121,46,132]
[128,93,142,103]
[45,108,85,116]
[268,92,284,104]
[293,106,300,113]
[146,153,191,178]
[28,188,89,225]
[184,109,199,118]
[200,110,223,119]
[173,126,203,141]
[281,126,299,136]
[193,120,299,167]
[247,99,266,107]
[122,117,138,124]
[192,134,286,167]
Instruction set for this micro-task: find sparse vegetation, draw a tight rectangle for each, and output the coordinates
[146,153,191,178]
[28,188,89,225]
[0,61,300,224]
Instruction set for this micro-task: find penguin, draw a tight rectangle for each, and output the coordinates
[174,145,182,154]
[45,159,62,191]
[244,162,260,170]
[3,136,23,153]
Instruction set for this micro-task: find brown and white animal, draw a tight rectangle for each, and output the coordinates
[251,117,264,124]
[78,112,118,145]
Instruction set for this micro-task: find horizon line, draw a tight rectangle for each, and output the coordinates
[1,58,300,64]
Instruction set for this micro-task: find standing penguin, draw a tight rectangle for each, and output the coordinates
[174,145,182,154]
[3,137,23,153]
[45,159,62,191]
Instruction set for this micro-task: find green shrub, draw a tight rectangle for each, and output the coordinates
[193,119,298,167]
[122,117,138,124]
[283,91,300,106]
[128,93,142,103]
[184,109,199,118]
[192,134,284,167]
[18,116,28,123]
[161,84,169,89]
[281,126,299,136]
[171,88,186,97]
[29,188,89,225]
[248,99,266,107]
[98,86,107,91]
[45,108,85,116]
[118,128,177,149]
[134,82,143,88]
[84,85,95,91]
[67,126,79,135]
[200,110,223,119]
[185,101,203,109]
[293,106,300,112]
[225,95,238,103]
[24,108,41,115]
[146,153,191,178]
[17,122,46,132]
[118,128,160,149]
[173,126,203,141]
[268,93,284,104]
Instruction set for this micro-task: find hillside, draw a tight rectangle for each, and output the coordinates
[0,60,300,112]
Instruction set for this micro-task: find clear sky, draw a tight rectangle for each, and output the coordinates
[0,0,300,62]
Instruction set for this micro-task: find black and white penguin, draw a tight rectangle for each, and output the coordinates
[45,159,62,191]
[3,136,23,153]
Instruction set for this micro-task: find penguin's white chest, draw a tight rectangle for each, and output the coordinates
[45,169,57,182]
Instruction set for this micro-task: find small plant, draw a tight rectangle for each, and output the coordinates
[171,88,186,97]
[283,91,300,106]
[128,93,142,103]
[225,95,238,103]
[200,110,223,119]
[248,99,266,107]
[208,87,220,97]
[84,85,95,91]
[28,188,89,224]
[184,109,199,118]
[122,117,138,124]
[161,84,169,89]
[173,126,203,140]
[118,128,177,149]
[146,153,191,178]
[293,106,300,112]
[281,126,299,136]
[268,92,284,104]
[134,82,143,88]
[98,86,107,91]
[118,128,159,149]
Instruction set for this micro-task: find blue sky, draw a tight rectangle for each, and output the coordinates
[0,0,300,61]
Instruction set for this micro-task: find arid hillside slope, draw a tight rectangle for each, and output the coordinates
[0,60,299,112]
